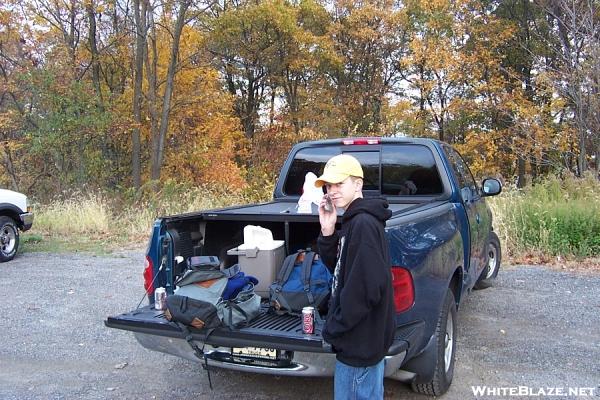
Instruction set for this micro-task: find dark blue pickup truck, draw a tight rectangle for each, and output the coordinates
[105,137,502,396]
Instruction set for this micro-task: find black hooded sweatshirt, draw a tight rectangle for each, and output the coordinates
[318,197,396,367]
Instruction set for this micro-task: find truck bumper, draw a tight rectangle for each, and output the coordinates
[134,331,407,378]
[20,212,33,231]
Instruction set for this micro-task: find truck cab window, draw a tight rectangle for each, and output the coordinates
[345,151,380,191]
[443,146,477,195]
[381,145,443,196]
[284,147,338,195]
[283,148,380,195]
[284,144,443,196]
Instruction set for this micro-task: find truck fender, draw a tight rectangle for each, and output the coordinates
[0,204,24,228]
[401,331,438,384]
[447,266,463,308]
[402,270,461,383]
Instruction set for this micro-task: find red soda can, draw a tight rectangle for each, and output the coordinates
[302,306,315,334]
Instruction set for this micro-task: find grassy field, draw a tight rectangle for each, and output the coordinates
[21,182,264,255]
[489,173,600,264]
[20,175,600,267]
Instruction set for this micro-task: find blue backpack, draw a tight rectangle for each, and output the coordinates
[269,250,332,313]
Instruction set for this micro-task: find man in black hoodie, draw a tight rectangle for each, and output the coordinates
[315,154,396,400]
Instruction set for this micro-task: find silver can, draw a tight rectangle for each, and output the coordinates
[302,306,315,334]
[154,287,167,311]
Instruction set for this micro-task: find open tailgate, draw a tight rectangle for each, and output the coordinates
[105,305,332,353]
[106,305,414,358]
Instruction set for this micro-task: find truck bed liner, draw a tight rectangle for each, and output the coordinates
[105,305,416,357]
[105,305,331,353]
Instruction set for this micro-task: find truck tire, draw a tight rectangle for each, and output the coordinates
[0,216,19,262]
[411,289,457,396]
[474,231,501,290]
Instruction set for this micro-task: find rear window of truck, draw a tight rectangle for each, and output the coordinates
[283,144,444,196]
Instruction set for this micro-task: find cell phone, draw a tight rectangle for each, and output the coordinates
[324,194,333,212]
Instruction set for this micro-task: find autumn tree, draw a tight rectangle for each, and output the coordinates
[267,0,332,135]
[138,2,249,187]
[326,0,407,135]
[396,0,510,144]
[0,1,35,191]
[2,0,598,201]
[536,0,600,176]
[207,0,278,139]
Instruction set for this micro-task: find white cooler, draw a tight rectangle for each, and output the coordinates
[226,226,286,298]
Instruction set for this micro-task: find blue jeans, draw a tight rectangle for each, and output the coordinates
[334,358,385,400]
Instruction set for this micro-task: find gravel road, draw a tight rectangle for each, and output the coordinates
[1,251,599,400]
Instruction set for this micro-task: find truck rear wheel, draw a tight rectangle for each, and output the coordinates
[411,289,456,396]
[0,216,19,262]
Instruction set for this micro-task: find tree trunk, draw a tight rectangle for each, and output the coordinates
[531,157,538,181]
[241,73,257,139]
[269,86,276,128]
[151,0,191,181]
[131,0,148,189]
[2,144,19,192]
[86,1,103,108]
[578,122,587,176]
[517,155,526,188]
[146,8,159,168]
[68,0,78,68]
[283,73,301,135]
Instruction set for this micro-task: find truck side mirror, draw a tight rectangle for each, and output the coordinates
[481,178,502,196]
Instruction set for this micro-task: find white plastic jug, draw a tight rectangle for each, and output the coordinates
[239,225,282,250]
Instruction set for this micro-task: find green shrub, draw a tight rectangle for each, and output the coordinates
[490,173,600,258]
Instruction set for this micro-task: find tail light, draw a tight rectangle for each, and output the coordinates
[143,255,154,296]
[342,138,380,145]
[391,267,414,313]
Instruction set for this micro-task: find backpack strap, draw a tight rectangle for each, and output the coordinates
[272,251,302,292]
[176,322,215,390]
[273,293,293,313]
[271,251,305,312]
[301,251,317,305]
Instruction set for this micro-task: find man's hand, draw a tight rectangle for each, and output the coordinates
[319,195,337,236]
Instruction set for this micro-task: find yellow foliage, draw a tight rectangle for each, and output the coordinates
[454,130,504,178]
[0,0,594,198]
[162,63,248,189]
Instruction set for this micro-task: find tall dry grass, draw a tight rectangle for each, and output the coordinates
[120,184,258,241]
[34,193,112,236]
[30,174,600,259]
[31,182,270,246]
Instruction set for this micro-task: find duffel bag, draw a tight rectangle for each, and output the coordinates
[217,285,261,328]
[164,294,222,330]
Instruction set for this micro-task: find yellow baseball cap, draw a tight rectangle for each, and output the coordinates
[314,154,364,188]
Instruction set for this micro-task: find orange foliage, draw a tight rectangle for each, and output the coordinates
[162,66,249,189]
